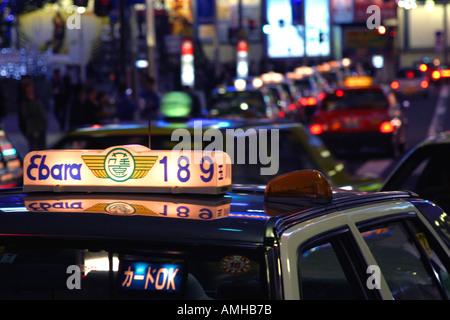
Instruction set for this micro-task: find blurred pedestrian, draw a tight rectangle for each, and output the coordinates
[138,74,160,121]
[69,84,87,129]
[181,85,202,117]
[18,81,47,151]
[97,90,114,122]
[52,69,69,131]
[115,82,137,121]
[82,87,102,124]
[0,81,7,127]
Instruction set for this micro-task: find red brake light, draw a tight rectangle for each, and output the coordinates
[390,81,400,90]
[420,80,429,88]
[310,124,323,135]
[419,64,427,72]
[336,90,344,97]
[300,97,317,106]
[379,121,394,133]
[406,71,414,79]
[308,97,317,105]
[318,92,326,100]
[288,104,296,111]
[279,110,285,118]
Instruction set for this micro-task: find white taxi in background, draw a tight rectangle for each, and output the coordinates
[390,67,430,98]
[0,145,448,302]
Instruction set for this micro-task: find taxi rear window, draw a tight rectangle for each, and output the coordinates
[396,69,423,79]
[322,89,387,111]
[208,91,266,117]
[0,240,269,300]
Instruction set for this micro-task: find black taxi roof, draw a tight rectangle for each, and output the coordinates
[0,187,416,247]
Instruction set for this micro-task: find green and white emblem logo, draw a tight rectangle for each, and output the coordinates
[82,147,158,182]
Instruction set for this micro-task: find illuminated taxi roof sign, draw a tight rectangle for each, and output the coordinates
[23,145,232,195]
[344,76,373,87]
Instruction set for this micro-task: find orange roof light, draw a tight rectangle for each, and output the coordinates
[344,76,373,87]
[264,170,333,212]
[264,170,332,210]
[441,69,450,78]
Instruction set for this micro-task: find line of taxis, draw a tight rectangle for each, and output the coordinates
[0,61,449,301]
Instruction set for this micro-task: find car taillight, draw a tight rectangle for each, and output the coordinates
[310,123,323,135]
[390,81,400,90]
[288,103,296,111]
[432,70,441,80]
[300,97,318,106]
[279,110,285,118]
[379,121,394,133]
[420,80,429,88]
[318,92,326,100]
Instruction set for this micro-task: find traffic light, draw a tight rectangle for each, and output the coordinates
[95,0,112,16]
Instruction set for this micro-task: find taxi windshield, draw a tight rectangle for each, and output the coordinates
[321,89,387,111]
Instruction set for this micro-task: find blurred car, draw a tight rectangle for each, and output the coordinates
[287,67,328,121]
[207,80,280,119]
[51,119,381,191]
[0,128,23,188]
[293,76,324,120]
[390,68,430,98]
[381,131,450,247]
[1,155,449,300]
[258,72,304,121]
[309,79,408,157]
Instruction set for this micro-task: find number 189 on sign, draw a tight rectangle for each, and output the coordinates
[155,151,231,190]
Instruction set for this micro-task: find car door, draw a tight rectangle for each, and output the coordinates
[278,200,450,299]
